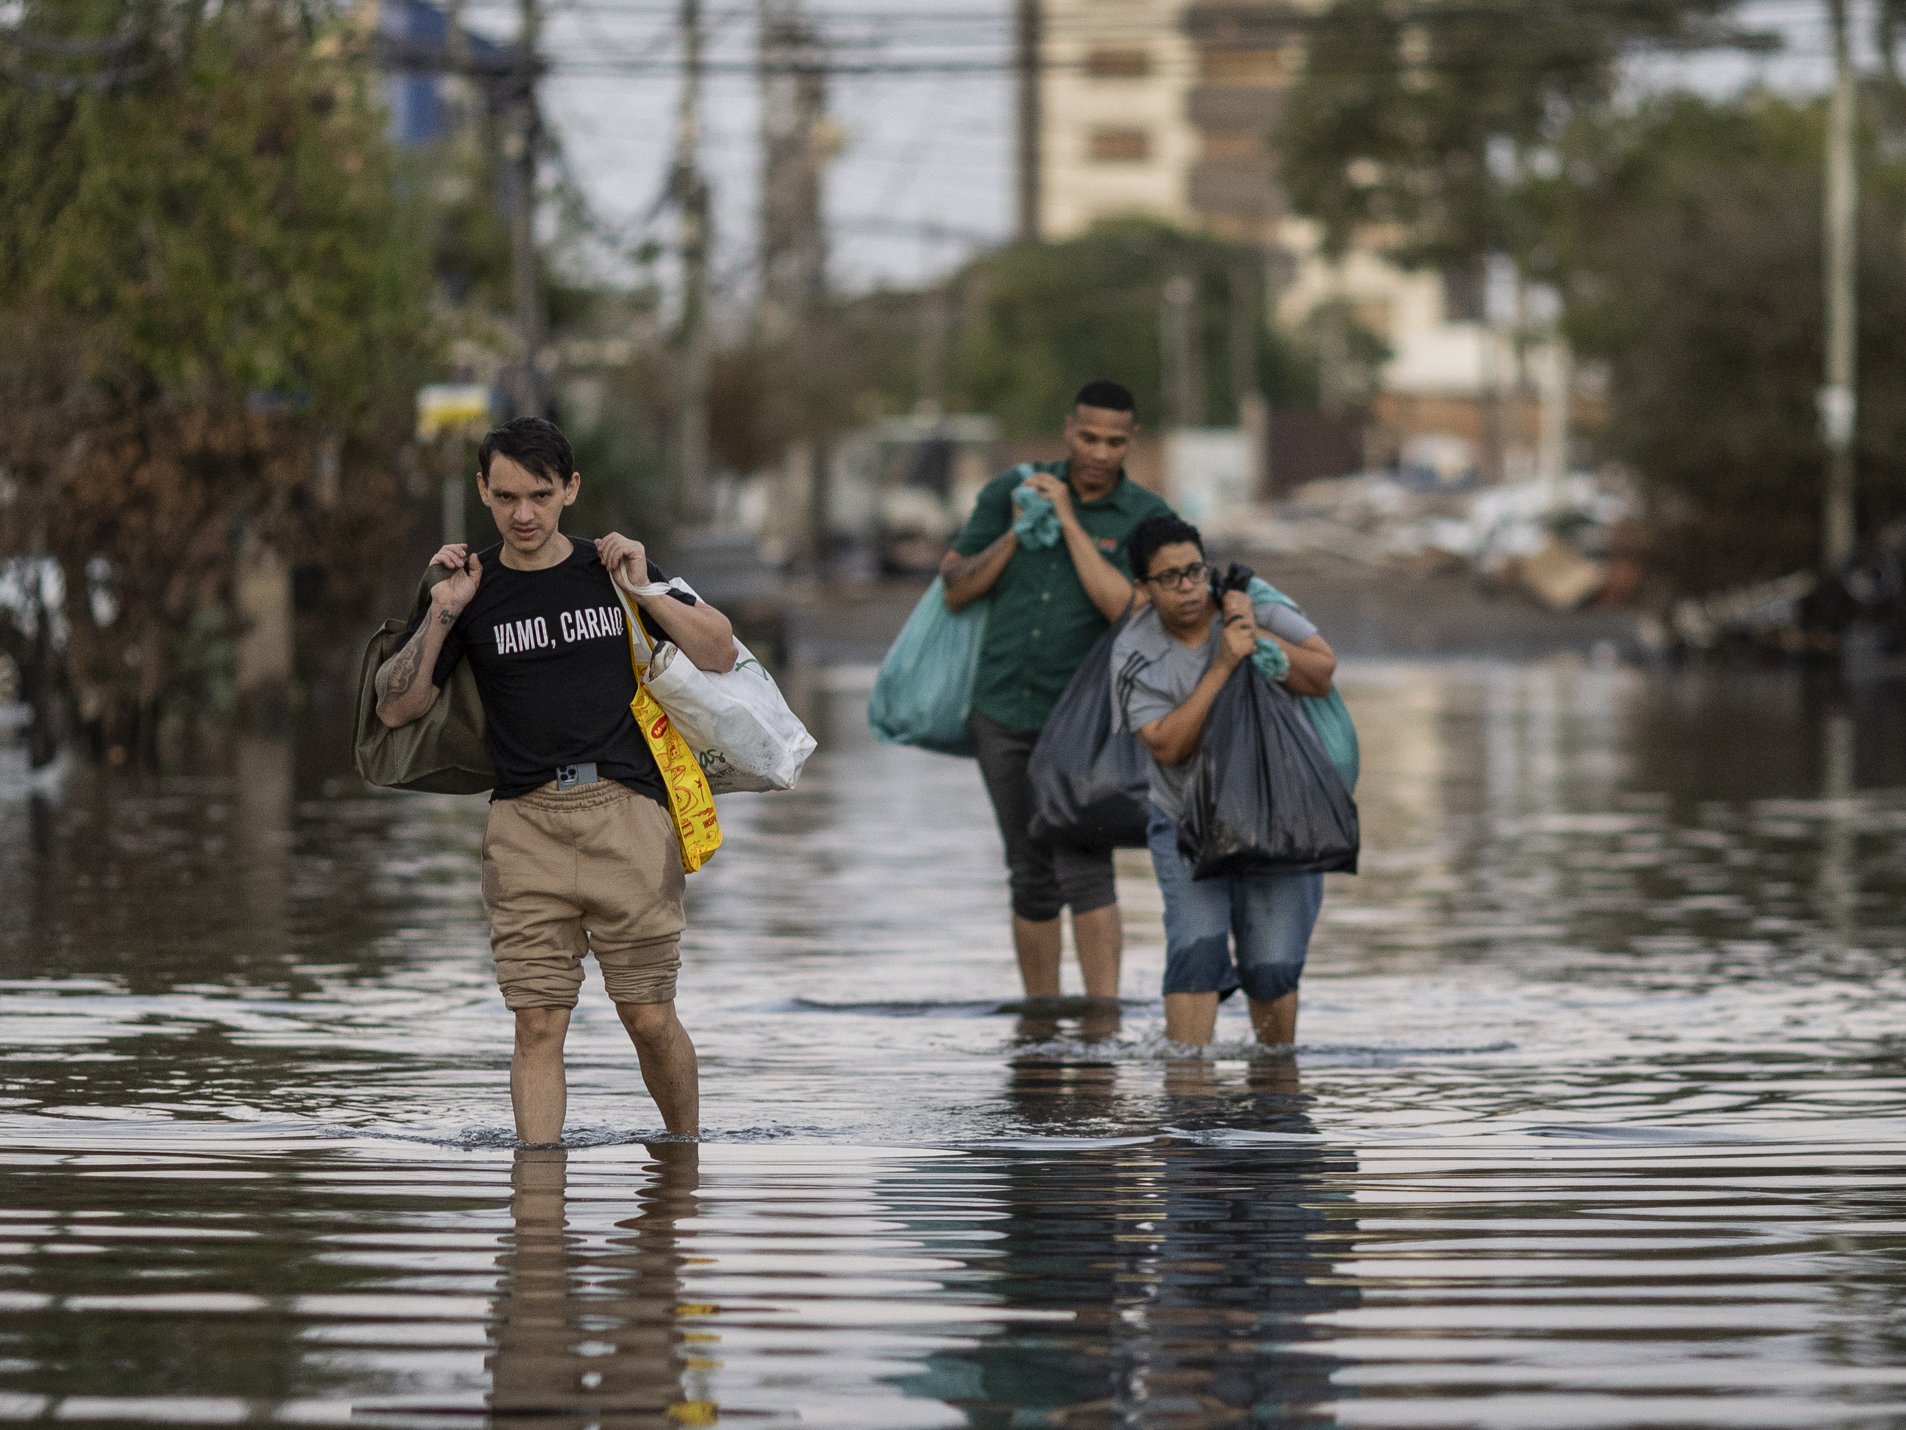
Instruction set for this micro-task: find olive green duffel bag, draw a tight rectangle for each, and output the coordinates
[353,565,495,794]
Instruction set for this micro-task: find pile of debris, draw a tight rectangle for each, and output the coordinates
[1235,470,1642,612]
[1635,571,1818,657]
[1634,521,1905,660]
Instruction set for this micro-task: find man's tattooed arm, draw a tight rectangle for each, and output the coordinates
[938,530,1016,613]
[374,607,458,728]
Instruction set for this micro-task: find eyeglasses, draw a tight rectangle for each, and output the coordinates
[1144,561,1209,591]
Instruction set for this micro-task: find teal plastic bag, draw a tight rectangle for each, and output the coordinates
[868,577,988,757]
[1247,576,1360,793]
[1011,481,1062,549]
[1250,635,1290,682]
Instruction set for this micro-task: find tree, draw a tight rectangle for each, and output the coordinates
[0,0,436,760]
[943,221,1331,438]
[1558,95,1906,589]
[1272,3,1906,592]
[1279,0,1752,275]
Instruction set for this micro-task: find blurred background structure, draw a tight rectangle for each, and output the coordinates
[3,0,1905,771]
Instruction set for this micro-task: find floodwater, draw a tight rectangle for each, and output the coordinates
[1,661,1904,1427]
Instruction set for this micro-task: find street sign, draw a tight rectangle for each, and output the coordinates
[416,384,494,442]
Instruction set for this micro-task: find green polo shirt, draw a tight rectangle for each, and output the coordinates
[952,460,1175,732]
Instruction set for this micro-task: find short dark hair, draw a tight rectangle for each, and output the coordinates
[1128,513,1203,583]
[1073,379,1136,416]
[478,416,575,488]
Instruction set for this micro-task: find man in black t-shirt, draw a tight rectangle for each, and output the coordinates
[374,417,738,1143]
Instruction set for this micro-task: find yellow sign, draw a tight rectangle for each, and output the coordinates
[415,383,493,441]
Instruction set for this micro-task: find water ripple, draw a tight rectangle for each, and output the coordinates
[0,665,1902,1425]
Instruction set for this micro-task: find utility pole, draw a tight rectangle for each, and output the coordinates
[1531,280,1570,511]
[506,0,544,420]
[674,0,712,523]
[1820,0,1858,570]
[1014,0,1041,243]
[1161,270,1203,429]
[445,0,472,104]
[758,0,828,339]
[918,278,952,417]
[1535,336,1571,512]
[1228,255,1269,496]
[757,0,837,565]
[443,0,474,544]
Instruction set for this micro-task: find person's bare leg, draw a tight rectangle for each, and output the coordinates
[1247,991,1299,1048]
[616,1000,700,1136]
[511,1007,572,1145]
[1246,1051,1300,1098]
[1015,1011,1061,1045]
[1164,1053,1220,1100]
[1070,904,1122,1000]
[1163,991,1220,1046]
[1078,998,1121,1043]
[1013,915,1063,998]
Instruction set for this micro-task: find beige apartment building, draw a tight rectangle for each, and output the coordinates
[1031,0,1535,482]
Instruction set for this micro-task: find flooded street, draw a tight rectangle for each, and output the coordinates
[2,661,1904,1427]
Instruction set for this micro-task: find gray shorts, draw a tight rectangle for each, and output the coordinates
[970,708,1117,923]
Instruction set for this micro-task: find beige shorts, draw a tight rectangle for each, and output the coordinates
[481,780,686,1010]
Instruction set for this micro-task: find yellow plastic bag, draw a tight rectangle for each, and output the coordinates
[631,678,722,872]
[625,623,721,873]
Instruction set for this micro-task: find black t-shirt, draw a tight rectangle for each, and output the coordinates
[422,539,698,801]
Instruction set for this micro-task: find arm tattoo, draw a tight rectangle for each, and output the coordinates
[944,532,1011,585]
[943,550,987,584]
[374,627,430,715]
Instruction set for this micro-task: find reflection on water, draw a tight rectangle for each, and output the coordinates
[491,1145,709,1426]
[0,661,1904,1425]
[894,1057,1358,1428]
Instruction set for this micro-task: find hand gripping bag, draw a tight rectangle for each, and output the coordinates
[354,565,495,794]
[615,580,817,795]
[1026,616,1150,848]
[1178,665,1359,880]
[867,577,988,757]
[1246,576,1360,792]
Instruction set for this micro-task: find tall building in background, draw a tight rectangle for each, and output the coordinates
[1036,0,1198,237]
[1029,0,1521,484]
[362,0,513,149]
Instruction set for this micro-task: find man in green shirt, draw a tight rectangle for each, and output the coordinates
[941,379,1176,1001]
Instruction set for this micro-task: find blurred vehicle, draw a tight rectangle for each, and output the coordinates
[830,414,1001,574]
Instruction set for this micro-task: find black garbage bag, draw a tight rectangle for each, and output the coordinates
[1179,665,1359,879]
[1027,618,1151,848]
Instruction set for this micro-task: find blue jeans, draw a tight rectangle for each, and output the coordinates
[1146,808,1324,1002]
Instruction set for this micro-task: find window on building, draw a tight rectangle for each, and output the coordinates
[1354,300,1394,341]
[1200,47,1287,85]
[1085,47,1153,78]
[1089,127,1152,162]
[1441,263,1486,323]
[1202,130,1263,162]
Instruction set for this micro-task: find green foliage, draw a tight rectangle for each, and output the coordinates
[2,2,431,411]
[564,378,676,543]
[403,139,515,312]
[942,220,1326,437]
[1274,4,1906,588]
[0,0,438,746]
[1280,0,1748,271]
[1560,95,1906,587]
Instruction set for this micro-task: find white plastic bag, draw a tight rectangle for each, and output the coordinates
[616,580,817,794]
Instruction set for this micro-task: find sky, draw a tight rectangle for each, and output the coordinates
[462,0,1017,303]
[457,0,1864,308]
